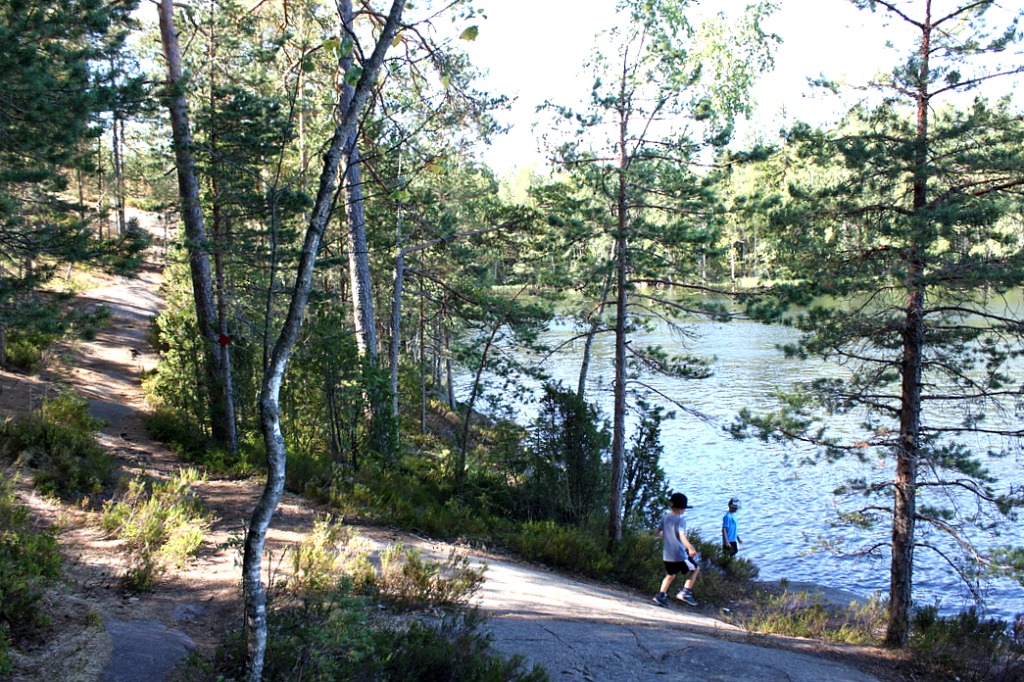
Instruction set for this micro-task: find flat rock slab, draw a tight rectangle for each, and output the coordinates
[484,618,879,682]
[99,619,195,682]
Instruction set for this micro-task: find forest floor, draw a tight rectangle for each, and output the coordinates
[2,209,912,682]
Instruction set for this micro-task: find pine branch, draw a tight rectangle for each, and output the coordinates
[869,0,925,30]
[932,0,1001,30]
[630,291,735,318]
[927,175,1024,208]
[915,478,1001,504]
[926,425,1024,437]
[537,327,613,366]
[914,541,984,602]
[626,379,714,422]
[631,278,752,297]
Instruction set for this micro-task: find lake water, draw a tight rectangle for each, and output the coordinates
[459,315,1024,621]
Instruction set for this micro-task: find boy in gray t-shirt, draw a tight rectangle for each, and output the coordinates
[653,492,701,607]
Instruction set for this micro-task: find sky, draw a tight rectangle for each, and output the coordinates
[455,0,1023,174]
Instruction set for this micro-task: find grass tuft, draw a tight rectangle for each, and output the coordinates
[0,476,62,674]
[101,468,209,591]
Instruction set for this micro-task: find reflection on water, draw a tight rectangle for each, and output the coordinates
[458,316,1024,621]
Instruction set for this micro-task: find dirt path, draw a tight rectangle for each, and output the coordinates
[7,209,331,681]
[6,209,895,682]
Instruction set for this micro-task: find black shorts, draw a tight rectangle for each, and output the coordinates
[724,541,738,557]
[663,557,698,575]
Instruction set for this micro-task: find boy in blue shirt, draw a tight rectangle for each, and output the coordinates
[653,492,700,607]
[722,497,741,557]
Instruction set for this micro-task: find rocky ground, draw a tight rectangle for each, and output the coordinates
[2,209,908,682]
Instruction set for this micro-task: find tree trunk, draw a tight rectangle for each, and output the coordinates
[890,233,925,649]
[444,323,456,408]
[419,291,427,433]
[345,144,378,359]
[577,251,614,399]
[241,2,407,679]
[609,230,628,547]
[157,0,232,451]
[206,0,239,457]
[212,207,239,456]
[111,112,125,236]
[345,111,394,462]
[457,320,500,487]
[608,104,630,548]
[326,371,344,461]
[389,167,406,419]
[886,2,931,647]
[390,248,405,418]
[339,0,393,458]
[77,166,86,223]
[96,140,104,237]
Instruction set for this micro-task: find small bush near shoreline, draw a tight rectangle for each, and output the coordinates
[729,584,886,645]
[909,606,1024,682]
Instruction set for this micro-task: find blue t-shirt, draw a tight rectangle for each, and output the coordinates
[723,511,738,543]
[658,512,688,562]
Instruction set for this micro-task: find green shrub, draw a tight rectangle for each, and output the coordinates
[372,610,548,682]
[377,544,486,611]
[251,580,375,682]
[217,520,360,680]
[283,516,486,611]
[523,384,610,527]
[3,303,113,372]
[513,520,613,576]
[608,529,664,590]
[285,448,330,499]
[120,555,160,593]
[101,469,209,591]
[215,520,536,682]
[6,339,44,372]
[0,390,115,501]
[673,531,761,605]
[0,625,9,678]
[741,589,833,638]
[319,461,498,541]
[286,516,375,597]
[414,497,494,540]
[140,407,211,461]
[910,606,1024,681]
[699,530,760,581]
[244,597,547,682]
[141,408,260,477]
[603,527,760,605]
[734,585,885,645]
[0,478,61,653]
[41,389,104,433]
[622,399,671,531]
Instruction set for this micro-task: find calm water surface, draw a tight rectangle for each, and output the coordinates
[461,316,1024,621]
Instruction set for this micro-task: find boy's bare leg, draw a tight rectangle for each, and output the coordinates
[659,575,675,594]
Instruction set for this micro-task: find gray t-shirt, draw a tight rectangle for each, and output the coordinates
[658,512,688,562]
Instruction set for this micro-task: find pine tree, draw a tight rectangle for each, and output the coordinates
[0,0,142,363]
[736,0,1024,647]
[541,0,777,546]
